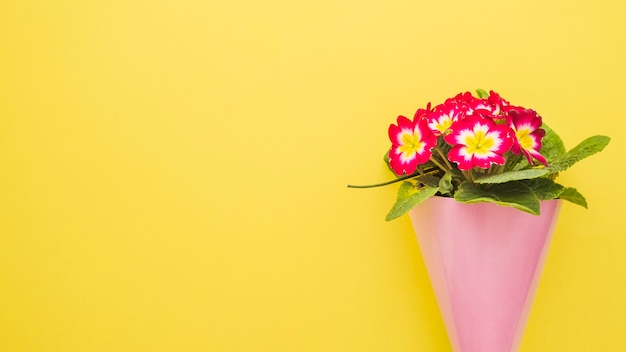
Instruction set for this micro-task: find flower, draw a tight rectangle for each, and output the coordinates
[444,114,513,170]
[487,90,510,116]
[446,91,475,108]
[467,98,496,116]
[388,115,437,176]
[348,89,610,221]
[427,102,464,136]
[506,108,548,166]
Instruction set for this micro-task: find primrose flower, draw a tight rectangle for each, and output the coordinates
[444,115,513,170]
[506,108,548,166]
[427,102,464,136]
[467,98,496,116]
[446,91,475,107]
[388,115,437,176]
[487,90,510,116]
[413,104,432,122]
[447,91,503,118]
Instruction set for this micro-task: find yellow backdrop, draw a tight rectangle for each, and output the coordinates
[1,0,625,351]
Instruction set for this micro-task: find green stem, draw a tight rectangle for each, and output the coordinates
[462,170,473,183]
[430,157,448,172]
[347,173,418,188]
[504,152,523,172]
[434,147,453,170]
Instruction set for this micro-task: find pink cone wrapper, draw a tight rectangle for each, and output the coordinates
[409,197,561,352]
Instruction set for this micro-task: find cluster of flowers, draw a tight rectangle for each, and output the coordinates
[388,91,547,176]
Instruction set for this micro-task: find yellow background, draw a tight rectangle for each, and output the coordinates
[1,0,625,351]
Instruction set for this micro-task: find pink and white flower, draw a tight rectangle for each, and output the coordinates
[413,104,432,122]
[446,91,504,118]
[427,102,464,136]
[445,91,475,107]
[467,98,496,116]
[487,90,510,116]
[444,115,513,170]
[506,108,548,166]
[388,115,438,176]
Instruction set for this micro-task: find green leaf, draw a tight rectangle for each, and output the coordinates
[416,174,441,188]
[547,135,610,173]
[438,171,454,195]
[384,149,395,175]
[473,168,550,184]
[454,181,541,215]
[559,187,588,208]
[476,88,489,98]
[385,182,439,221]
[540,123,567,163]
[521,178,564,200]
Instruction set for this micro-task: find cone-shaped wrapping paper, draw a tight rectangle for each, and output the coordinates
[409,197,561,352]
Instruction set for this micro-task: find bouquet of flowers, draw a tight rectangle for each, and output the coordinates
[350,89,610,221]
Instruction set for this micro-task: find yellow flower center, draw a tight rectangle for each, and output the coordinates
[464,129,495,156]
[516,128,533,150]
[398,130,424,158]
[435,116,454,134]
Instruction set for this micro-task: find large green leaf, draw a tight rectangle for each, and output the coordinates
[454,181,541,215]
[473,168,550,184]
[521,178,564,200]
[559,187,588,208]
[416,174,441,188]
[385,182,439,221]
[547,135,610,173]
[540,123,567,163]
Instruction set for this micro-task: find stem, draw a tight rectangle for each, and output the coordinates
[434,147,453,170]
[462,170,473,182]
[430,157,449,172]
[504,153,523,172]
[347,173,418,188]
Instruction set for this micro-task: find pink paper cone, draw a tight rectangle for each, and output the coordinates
[409,197,561,352]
